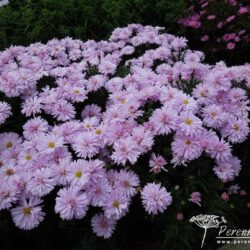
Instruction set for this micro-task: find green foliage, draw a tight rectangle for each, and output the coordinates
[0,0,187,50]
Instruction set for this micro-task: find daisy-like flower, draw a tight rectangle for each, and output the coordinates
[192,83,216,105]
[52,100,76,121]
[221,118,249,143]
[66,160,91,187]
[55,186,89,220]
[27,168,55,196]
[23,117,49,140]
[208,138,232,162]
[0,101,12,125]
[177,111,203,137]
[99,60,117,75]
[173,93,197,113]
[111,137,141,165]
[81,104,102,119]
[131,126,154,152]
[0,183,19,210]
[103,190,129,219]
[141,182,172,215]
[189,192,201,206]
[21,96,43,117]
[37,133,64,154]
[0,161,18,183]
[171,134,203,163]
[91,213,117,239]
[0,132,22,151]
[18,148,37,169]
[71,132,100,159]
[51,158,71,185]
[149,153,167,174]
[202,104,227,129]
[213,157,241,182]
[150,107,178,135]
[114,170,140,197]
[11,195,45,230]
[86,179,111,207]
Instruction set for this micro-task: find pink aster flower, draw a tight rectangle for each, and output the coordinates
[81,104,102,119]
[189,192,201,206]
[131,126,154,152]
[23,117,49,140]
[0,183,19,210]
[0,101,12,124]
[99,60,117,75]
[86,179,112,207]
[52,100,76,121]
[149,153,167,174]
[111,137,141,165]
[114,170,140,197]
[11,195,45,230]
[150,107,178,135]
[221,118,249,143]
[66,160,91,187]
[141,182,172,215]
[27,168,55,196]
[202,104,227,129]
[0,132,22,151]
[91,213,117,239]
[37,133,64,154]
[213,156,241,182]
[103,190,129,219]
[72,132,100,159]
[0,161,20,185]
[208,138,232,162]
[21,96,43,116]
[171,134,202,164]
[177,111,203,137]
[55,187,89,220]
[51,158,71,185]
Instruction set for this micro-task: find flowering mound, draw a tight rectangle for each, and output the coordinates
[0,24,249,238]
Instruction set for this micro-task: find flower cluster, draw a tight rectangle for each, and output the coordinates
[0,24,249,238]
[178,0,250,51]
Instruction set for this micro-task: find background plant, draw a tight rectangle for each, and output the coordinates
[178,0,250,65]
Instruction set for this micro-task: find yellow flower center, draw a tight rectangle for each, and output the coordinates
[73,89,80,94]
[5,141,13,148]
[232,124,240,131]
[25,155,32,161]
[113,200,120,208]
[48,142,55,148]
[95,129,102,135]
[23,207,31,216]
[120,99,126,104]
[86,124,92,128]
[185,140,192,145]
[185,118,192,125]
[75,171,82,178]
[211,112,217,117]
[183,99,189,105]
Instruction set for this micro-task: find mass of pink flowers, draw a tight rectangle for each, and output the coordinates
[0,24,249,238]
[178,0,250,51]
